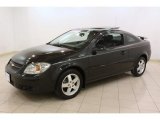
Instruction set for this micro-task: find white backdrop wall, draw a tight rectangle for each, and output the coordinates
[0,7,160,59]
[0,8,14,54]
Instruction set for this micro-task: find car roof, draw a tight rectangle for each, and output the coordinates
[72,27,120,32]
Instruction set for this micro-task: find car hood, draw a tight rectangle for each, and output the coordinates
[11,44,75,65]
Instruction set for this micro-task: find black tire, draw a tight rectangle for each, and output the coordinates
[55,69,82,99]
[131,57,146,77]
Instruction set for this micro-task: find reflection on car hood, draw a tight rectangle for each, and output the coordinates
[11,44,75,65]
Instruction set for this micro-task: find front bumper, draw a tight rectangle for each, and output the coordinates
[5,61,56,93]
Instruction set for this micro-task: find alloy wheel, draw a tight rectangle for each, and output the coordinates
[137,59,145,74]
[61,73,80,96]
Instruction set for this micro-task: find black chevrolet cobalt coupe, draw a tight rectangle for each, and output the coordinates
[5,27,151,99]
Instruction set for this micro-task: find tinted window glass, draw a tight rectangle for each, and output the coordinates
[126,35,139,44]
[96,33,124,48]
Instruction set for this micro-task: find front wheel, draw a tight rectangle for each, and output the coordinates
[131,57,146,77]
[55,69,82,99]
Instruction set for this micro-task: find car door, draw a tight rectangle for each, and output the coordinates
[88,31,130,82]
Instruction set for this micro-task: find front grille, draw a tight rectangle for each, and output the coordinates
[9,60,23,70]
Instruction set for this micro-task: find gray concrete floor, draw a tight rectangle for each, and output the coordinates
[0,53,160,113]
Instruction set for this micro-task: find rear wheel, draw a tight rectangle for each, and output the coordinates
[131,57,146,77]
[55,69,82,99]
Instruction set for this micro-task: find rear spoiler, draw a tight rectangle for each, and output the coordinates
[138,36,147,40]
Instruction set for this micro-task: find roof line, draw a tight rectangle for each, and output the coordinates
[72,26,120,31]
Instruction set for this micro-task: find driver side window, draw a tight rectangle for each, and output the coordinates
[96,33,124,49]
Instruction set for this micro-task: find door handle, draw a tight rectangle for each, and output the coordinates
[121,50,127,55]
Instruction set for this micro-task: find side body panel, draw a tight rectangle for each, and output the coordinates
[86,31,131,83]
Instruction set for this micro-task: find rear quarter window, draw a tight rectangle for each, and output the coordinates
[125,34,140,45]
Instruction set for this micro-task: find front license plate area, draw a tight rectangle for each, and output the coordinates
[5,72,10,83]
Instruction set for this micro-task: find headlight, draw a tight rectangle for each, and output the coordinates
[24,62,51,74]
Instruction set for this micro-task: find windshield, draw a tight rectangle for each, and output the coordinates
[49,30,98,49]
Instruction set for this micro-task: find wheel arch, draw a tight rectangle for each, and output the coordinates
[131,53,148,77]
[56,64,86,89]
[139,54,148,62]
[132,53,148,69]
